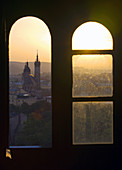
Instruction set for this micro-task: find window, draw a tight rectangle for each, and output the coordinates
[72,21,113,144]
[0,0,121,168]
[9,16,52,148]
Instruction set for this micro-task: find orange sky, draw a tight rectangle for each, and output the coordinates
[9,16,51,63]
[9,19,113,67]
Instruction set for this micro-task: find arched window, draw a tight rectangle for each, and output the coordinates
[9,16,52,148]
[72,21,113,144]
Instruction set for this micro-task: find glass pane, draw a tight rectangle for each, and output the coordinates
[73,102,113,144]
[9,17,52,148]
[72,21,113,50]
[72,55,113,97]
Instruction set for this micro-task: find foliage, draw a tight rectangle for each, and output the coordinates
[15,111,52,147]
[10,100,51,115]
[10,101,52,147]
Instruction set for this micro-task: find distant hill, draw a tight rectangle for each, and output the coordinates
[9,62,51,75]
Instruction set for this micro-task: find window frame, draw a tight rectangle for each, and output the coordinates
[0,12,119,170]
[8,16,52,149]
[71,22,114,145]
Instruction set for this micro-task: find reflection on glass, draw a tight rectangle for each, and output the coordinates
[72,55,113,97]
[72,21,113,50]
[73,102,113,144]
[9,17,52,148]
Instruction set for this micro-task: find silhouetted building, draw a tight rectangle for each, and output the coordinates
[22,53,41,92]
[34,52,41,89]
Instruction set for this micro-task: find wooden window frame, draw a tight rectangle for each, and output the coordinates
[71,26,114,145]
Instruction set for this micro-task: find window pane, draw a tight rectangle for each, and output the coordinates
[73,102,113,144]
[9,17,52,148]
[72,21,113,50]
[72,55,113,97]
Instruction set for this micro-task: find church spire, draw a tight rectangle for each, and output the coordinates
[26,61,28,66]
[36,50,38,62]
[34,50,40,90]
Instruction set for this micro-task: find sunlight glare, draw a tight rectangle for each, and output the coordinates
[72,21,113,50]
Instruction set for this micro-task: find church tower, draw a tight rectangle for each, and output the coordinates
[22,62,31,91]
[34,51,41,89]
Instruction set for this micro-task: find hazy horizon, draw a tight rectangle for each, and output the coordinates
[9,61,51,75]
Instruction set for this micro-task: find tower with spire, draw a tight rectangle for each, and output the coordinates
[22,51,41,92]
[34,51,41,89]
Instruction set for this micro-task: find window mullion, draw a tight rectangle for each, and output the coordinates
[72,97,114,102]
[72,50,113,55]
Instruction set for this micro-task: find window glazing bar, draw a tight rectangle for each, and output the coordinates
[72,50,113,55]
[72,97,114,102]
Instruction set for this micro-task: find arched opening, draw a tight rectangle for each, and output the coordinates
[9,16,52,148]
[72,21,113,144]
[72,21,113,50]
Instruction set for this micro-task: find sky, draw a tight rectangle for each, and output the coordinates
[72,21,113,50]
[9,19,113,67]
[72,21,113,70]
[9,16,51,63]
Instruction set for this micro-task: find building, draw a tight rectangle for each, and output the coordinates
[34,52,41,89]
[22,52,41,92]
